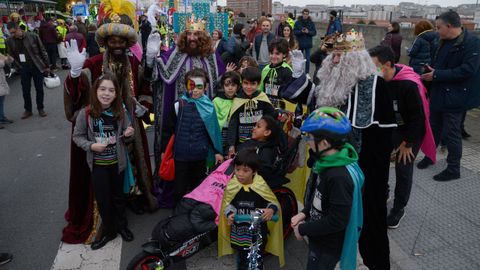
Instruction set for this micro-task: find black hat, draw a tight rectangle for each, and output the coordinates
[330,10,337,17]
[280,74,314,105]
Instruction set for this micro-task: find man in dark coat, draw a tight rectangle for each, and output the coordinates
[38,17,58,70]
[419,11,480,181]
[294,9,317,74]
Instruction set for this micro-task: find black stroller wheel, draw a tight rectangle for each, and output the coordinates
[126,251,167,270]
[273,187,298,238]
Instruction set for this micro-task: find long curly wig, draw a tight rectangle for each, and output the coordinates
[176,30,214,57]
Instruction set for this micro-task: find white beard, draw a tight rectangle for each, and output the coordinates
[314,50,376,108]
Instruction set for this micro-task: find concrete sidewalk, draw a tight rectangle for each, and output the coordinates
[387,108,480,270]
[182,109,480,270]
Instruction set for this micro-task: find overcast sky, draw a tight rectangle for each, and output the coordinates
[217,0,478,8]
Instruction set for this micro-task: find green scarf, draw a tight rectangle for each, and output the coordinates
[312,143,359,174]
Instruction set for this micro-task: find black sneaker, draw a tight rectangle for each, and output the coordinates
[0,253,12,266]
[387,209,405,229]
[462,129,471,139]
[433,169,460,182]
[417,157,433,169]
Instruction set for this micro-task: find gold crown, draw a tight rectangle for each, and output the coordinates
[185,15,206,32]
[333,29,366,52]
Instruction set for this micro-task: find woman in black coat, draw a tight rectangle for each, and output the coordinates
[381,21,403,63]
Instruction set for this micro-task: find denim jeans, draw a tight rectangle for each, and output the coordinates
[430,110,463,174]
[0,95,5,119]
[301,47,311,74]
[20,63,44,112]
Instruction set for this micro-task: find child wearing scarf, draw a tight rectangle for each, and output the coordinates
[162,68,223,206]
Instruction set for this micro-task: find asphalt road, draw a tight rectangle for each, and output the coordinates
[0,69,185,270]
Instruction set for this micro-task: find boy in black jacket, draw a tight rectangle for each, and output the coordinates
[369,45,434,229]
[227,67,276,158]
[291,107,364,270]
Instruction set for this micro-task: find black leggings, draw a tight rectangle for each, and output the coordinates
[92,164,127,235]
[173,160,206,206]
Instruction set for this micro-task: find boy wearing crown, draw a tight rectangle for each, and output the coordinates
[144,14,225,208]
[312,29,397,270]
[62,0,158,244]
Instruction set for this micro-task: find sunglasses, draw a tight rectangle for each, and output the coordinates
[186,79,205,91]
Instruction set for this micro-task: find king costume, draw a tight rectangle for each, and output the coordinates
[146,17,225,208]
[62,0,158,244]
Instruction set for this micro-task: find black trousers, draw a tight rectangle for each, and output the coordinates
[44,43,58,68]
[358,126,393,270]
[391,131,422,212]
[173,160,206,206]
[306,250,339,270]
[19,63,44,112]
[92,164,127,235]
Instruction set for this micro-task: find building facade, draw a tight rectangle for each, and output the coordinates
[227,0,272,18]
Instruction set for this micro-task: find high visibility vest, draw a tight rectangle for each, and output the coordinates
[286,18,295,29]
[0,31,5,49]
[56,26,67,39]
[19,20,28,31]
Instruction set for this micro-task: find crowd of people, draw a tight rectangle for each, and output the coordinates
[1,0,480,268]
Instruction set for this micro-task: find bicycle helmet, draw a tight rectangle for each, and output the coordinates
[301,107,351,143]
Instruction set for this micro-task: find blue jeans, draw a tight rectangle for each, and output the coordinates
[301,48,311,74]
[430,110,463,174]
[20,63,44,112]
[0,95,5,119]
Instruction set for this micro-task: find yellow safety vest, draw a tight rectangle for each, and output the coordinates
[56,26,67,39]
[19,20,28,31]
[0,31,5,49]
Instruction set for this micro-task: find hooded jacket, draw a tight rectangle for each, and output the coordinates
[408,30,438,74]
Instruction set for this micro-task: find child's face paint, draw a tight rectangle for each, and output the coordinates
[97,80,116,109]
[186,77,206,99]
[242,80,258,96]
[234,165,255,185]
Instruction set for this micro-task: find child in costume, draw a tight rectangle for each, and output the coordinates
[259,38,293,109]
[291,107,364,270]
[162,68,224,206]
[227,67,276,158]
[214,71,242,155]
[72,73,135,250]
[218,148,285,269]
[238,115,288,189]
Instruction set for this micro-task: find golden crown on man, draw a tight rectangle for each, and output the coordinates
[333,29,366,52]
[186,15,206,32]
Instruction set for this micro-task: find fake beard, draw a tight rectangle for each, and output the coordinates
[314,50,376,108]
[183,41,200,56]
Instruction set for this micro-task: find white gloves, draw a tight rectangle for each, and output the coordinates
[291,50,306,78]
[133,97,148,117]
[65,39,86,78]
[146,31,161,68]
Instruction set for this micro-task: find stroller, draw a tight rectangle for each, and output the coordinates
[127,138,301,270]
